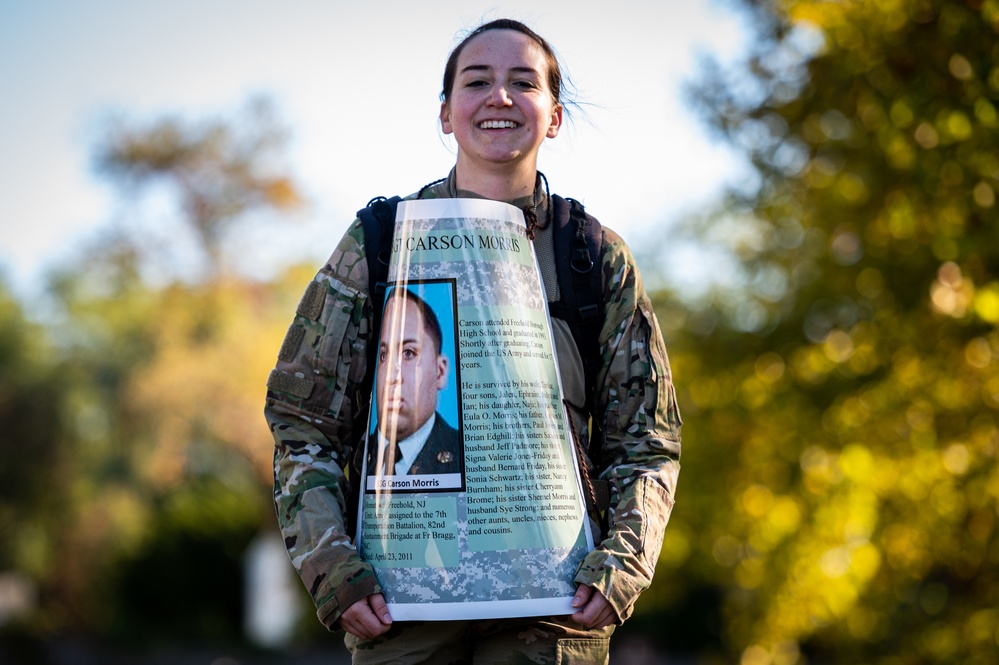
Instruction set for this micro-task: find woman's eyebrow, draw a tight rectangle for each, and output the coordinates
[459,64,540,76]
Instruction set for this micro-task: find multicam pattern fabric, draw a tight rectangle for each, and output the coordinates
[344,615,614,665]
[265,178,682,632]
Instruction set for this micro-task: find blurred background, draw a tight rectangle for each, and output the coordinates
[2,0,997,663]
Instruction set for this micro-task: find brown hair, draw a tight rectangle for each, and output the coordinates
[440,19,564,108]
[383,287,443,356]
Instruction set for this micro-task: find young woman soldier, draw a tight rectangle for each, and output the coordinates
[265,18,682,664]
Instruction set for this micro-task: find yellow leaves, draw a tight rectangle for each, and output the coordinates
[973,97,997,127]
[964,336,993,368]
[965,609,999,649]
[984,375,999,409]
[74,485,152,562]
[940,160,964,186]
[742,375,776,410]
[787,1,842,29]
[845,605,881,640]
[791,345,834,385]
[930,261,973,317]
[913,111,973,150]
[885,189,916,239]
[890,99,915,128]
[942,110,973,142]
[819,541,879,583]
[948,53,974,80]
[914,121,940,148]
[973,282,999,323]
[847,324,881,375]
[740,641,802,665]
[937,201,968,235]
[804,156,839,189]
[942,443,971,475]
[823,330,854,363]
[672,1,999,659]
[788,322,881,384]
[735,556,767,590]
[749,504,804,565]
[885,133,916,169]
[743,484,775,518]
[713,534,743,568]
[856,95,887,131]
[905,400,936,435]
[855,267,885,299]
[883,522,930,576]
[264,176,302,209]
[835,172,869,204]
[833,23,864,51]
[919,621,961,662]
[755,352,786,383]
[850,541,881,581]
[689,374,732,410]
[769,498,804,538]
[973,181,996,207]
[838,444,873,482]
[659,524,691,568]
[801,445,841,494]
[830,395,871,431]
[125,279,293,490]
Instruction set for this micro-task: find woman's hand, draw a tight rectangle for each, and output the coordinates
[570,584,618,629]
[340,593,393,639]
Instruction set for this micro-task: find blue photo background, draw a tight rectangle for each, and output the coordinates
[368,280,460,433]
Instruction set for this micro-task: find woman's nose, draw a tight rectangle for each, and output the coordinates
[487,84,512,107]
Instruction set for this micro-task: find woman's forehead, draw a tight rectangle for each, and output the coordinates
[457,29,547,73]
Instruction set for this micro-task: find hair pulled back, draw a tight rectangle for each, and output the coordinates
[385,287,443,355]
[441,19,564,108]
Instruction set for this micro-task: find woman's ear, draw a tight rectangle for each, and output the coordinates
[546,104,563,139]
[440,102,454,135]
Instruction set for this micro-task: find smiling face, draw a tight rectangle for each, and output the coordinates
[375,294,448,442]
[439,29,562,181]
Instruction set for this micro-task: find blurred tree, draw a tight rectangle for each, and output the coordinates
[647,1,999,663]
[32,259,322,641]
[5,97,311,642]
[0,279,71,592]
[94,95,301,277]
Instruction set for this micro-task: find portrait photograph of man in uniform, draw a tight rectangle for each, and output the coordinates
[365,283,464,489]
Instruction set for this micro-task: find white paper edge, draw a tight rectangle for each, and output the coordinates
[388,596,575,622]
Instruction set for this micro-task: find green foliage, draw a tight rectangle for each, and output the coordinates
[0,280,71,577]
[32,268,303,635]
[652,1,999,662]
[95,95,301,275]
[106,475,262,643]
[0,99,309,642]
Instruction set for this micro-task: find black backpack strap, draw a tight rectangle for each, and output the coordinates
[346,195,401,539]
[548,195,605,408]
[547,195,608,512]
[359,195,403,328]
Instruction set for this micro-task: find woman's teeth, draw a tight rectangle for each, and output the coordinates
[479,120,518,129]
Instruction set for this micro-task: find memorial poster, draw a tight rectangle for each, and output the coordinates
[357,198,594,621]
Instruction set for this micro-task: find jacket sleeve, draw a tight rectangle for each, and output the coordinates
[573,227,683,624]
[264,218,381,630]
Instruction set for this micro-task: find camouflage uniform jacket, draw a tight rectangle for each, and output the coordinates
[265,178,682,631]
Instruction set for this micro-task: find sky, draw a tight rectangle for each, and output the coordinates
[0,0,752,300]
